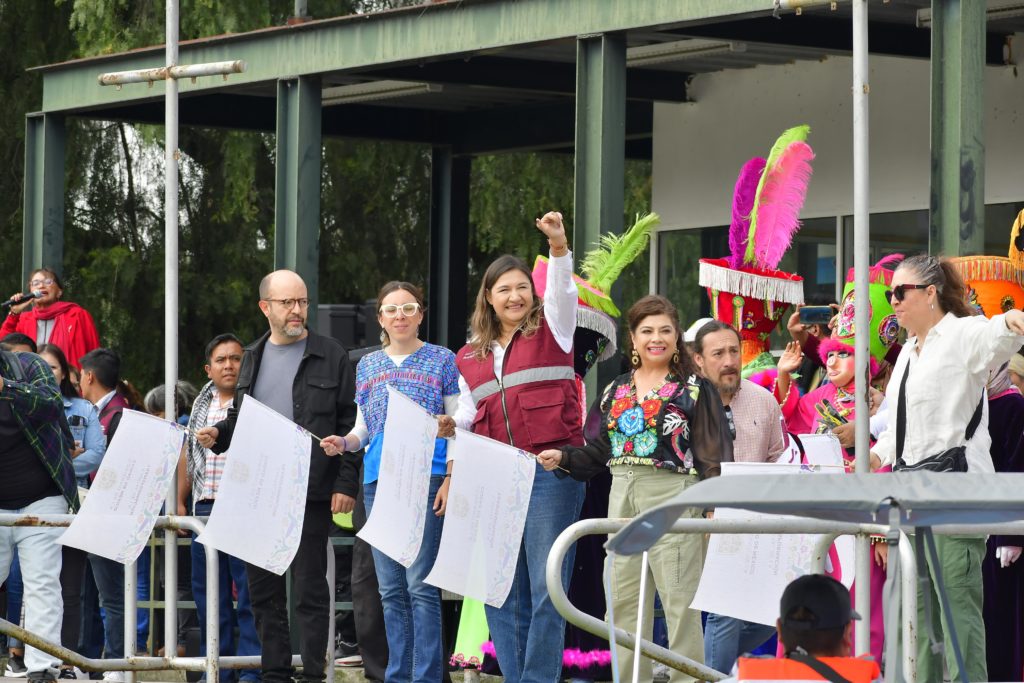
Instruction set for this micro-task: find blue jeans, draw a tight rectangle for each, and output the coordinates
[703,613,776,674]
[136,546,150,650]
[485,465,584,683]
[87,554,125,659]
[7,550,23,649]
[363,476,445,683]
[192,500,261,682]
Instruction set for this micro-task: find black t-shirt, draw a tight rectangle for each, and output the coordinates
[0,399,61,509]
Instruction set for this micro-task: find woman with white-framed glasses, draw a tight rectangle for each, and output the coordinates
[320,281,463,683]
[1,267,99,368]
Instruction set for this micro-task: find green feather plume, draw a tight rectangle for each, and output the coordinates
[578,212,660,316]
[743,124,811,266]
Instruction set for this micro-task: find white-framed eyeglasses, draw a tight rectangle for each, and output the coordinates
[29,278,55,287]
[379,303,421,318]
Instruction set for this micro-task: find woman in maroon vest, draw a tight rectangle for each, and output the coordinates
[455,211,586,683]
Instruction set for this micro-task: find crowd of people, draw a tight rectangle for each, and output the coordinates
[3,199,1024,683]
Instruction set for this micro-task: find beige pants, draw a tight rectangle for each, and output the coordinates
[607,465,705,683]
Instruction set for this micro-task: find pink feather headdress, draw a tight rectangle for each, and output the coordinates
[698,126,815,369]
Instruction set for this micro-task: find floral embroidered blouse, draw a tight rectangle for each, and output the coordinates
[557,371,734,481]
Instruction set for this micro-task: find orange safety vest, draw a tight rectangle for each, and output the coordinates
[736,656,880,682]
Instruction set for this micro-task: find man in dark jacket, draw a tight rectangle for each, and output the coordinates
[197,269,357,683]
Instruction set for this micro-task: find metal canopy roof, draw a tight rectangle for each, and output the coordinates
[29,0,1023,158]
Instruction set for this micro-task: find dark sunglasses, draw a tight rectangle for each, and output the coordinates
[885,283,929,302]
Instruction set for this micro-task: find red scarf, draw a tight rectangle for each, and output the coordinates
[32,300,76,321]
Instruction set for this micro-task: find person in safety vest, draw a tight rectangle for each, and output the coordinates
[728,574,881,683]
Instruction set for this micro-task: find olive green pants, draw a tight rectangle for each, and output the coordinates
[915,534,987,683]
[607,466,704,683]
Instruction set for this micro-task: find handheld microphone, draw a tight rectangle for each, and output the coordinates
[2,291,43,310]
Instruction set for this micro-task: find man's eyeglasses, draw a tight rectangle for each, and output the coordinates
[264,298,310,309]
[29,278,55,287]
[885,284,928,302]
[380,303,422,318]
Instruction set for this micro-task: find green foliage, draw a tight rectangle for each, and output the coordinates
[1,0,655,392]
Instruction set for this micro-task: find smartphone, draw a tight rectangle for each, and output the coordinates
[799,306,835,326]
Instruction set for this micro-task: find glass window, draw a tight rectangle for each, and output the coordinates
[839,202,1024,274]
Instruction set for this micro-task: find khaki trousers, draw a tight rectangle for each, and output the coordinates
[607,465,705,683]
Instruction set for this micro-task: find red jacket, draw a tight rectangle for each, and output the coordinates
[1,302,99,368]
[457,318,583,453]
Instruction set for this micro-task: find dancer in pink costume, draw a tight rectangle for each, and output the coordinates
[772,256,902,665]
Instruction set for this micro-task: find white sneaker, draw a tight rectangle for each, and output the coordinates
[101,672,125,682]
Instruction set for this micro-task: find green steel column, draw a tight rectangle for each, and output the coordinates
[275,76,323,325]
[574,34,626,255]
[427,147,471,348]
[928,0,985,256]
[22,113,66,284]
[575,34,626,399]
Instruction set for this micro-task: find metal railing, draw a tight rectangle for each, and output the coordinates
[548,517,1024,682]
[0,514,339,683]
[546,517,888,682]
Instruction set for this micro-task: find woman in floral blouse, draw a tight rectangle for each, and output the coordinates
[538,295,733,683]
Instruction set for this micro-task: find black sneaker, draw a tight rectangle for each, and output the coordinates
[58,668,78,679]
[26,671,56,682]
[333,639,361,667]
[7,655,29,678]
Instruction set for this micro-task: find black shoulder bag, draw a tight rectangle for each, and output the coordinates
[894,361,980,473]
[787,649,853,683]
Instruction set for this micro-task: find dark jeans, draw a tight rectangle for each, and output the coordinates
[60,547,87,654]
[86,554,125,659]
[246,501,330,683]
[351,485,388,683]
[192,500,261,682]
[329,528,356,646]
[79,562,103,658]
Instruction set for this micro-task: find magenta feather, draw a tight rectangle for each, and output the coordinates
[751,142,815,270]
[873,253,904,270]
[728,157,766,269]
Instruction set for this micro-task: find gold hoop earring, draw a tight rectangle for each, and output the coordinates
[672,351,680,365]
[630,348,640,367]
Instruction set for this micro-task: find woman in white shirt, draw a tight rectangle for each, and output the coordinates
[870,254,1024,682]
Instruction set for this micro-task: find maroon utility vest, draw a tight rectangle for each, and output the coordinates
[98,392,130,440]
[457,318,583,453]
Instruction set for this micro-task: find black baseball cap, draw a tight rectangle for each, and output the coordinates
[780,574,861,631]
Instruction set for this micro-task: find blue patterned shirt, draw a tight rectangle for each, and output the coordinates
[355,343,460,484]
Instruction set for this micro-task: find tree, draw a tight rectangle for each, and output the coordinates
[2,0,654,391]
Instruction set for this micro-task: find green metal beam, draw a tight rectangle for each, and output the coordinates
[574,35,626,261]
[37,0,772,113]
[427,147,471,349]
[274,77,322,325]
[574,34,626,401]
[22,113,66,284]
[928,0,985,257]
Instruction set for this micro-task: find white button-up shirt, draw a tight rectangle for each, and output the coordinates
[874,312,1022,472]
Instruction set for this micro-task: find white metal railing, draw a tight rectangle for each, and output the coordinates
[547,517,1024,682]
[0,514,337,683]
